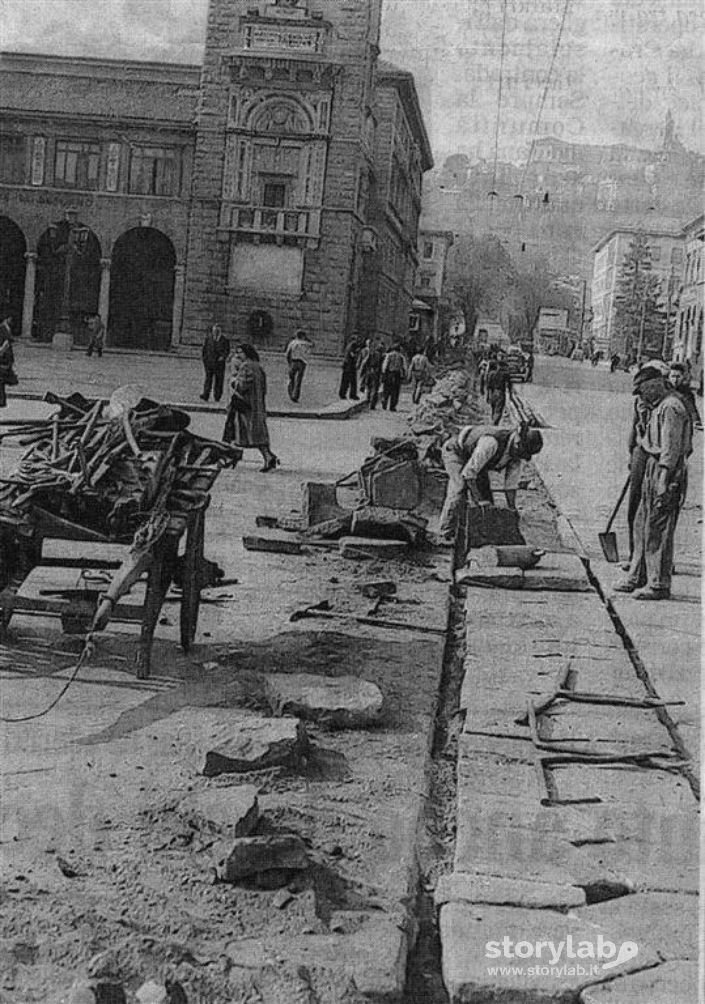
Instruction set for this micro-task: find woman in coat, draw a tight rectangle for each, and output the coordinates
[222,342,279,471]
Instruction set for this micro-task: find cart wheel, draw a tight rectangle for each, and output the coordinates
[180,508,204,652]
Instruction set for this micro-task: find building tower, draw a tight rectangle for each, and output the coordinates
[183,0,382,354]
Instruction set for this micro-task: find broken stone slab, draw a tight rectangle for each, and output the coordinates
[301,513,352,539]
[356,579,398,598]
[369,436,419,461]
[242,534,303,555]
[179,785,259,836]
[575,892,697,962]
[263,672,384,728]
[223,834,309,883]
[579,960,698,1004]
[338,536,409,560]
[434,872,586,910]
[203,718,308,777]
[302,482,346,527]
[360,458,421,510]
[465,505,525,548]
[440,902,660,1004]
[351,506,428,544]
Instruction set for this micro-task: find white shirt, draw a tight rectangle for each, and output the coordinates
[460,432,523,491]
[286,338,311,363]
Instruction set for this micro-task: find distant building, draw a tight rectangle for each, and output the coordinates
[533,306,570,355]
[472,317,510,349]
[409,228,453,345]
[0,0,433,356]
[672,213,704,385]
[590,227,685,356]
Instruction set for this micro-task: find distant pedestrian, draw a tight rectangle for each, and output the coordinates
[615,365,692,600]
[339,339,360,400]
[360,338,383,409]
[85,313,105,358]
[380,343,407,411]
[423,334,437,364]
[478,355,490,395]
[610,353,620,373]
[285,329,312,403]
[668,361,702,430]
[201,324,230,402]
[409,349,432,404]
[0,317,16,408]
[223,342,279,472]
[486,353,512,424]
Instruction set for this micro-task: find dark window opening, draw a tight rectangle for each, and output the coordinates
[263,182,287,208]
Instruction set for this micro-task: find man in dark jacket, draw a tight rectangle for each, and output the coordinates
[339,339,360,400]
[201,325,230,402]
[486,353,512,424]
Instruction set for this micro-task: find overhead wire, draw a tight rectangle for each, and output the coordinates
[490,0,509,196]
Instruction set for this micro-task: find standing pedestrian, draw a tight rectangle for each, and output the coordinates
[223,342,279,472]
[0,317,16,409]
[615,365,692,600]
[85,313,105,358]
[438,424,544,541]
[486,352,512,424]
[285,329,312,403]
[200,324,230,402]
[360,338,383,409]
[668,361,702,430]
[339,339,360,400]
[380,343,407,411]
[409,348,432,404]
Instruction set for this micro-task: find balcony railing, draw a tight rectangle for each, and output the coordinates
[219,204,320,247]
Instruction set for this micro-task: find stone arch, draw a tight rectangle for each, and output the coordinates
[247,94,314,134]
[0,216,27,332]
[108,227,176,350]
[34,221,101,343]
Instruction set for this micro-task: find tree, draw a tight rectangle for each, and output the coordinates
[444,234,515,340]
[613,234,664,361]
[506,254,574,346]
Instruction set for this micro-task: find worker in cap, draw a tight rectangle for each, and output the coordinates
[668,360,702,430]
[438,423,543,541]
[615,364,692,599]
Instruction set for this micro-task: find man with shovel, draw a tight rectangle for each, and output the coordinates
[615,365,692,601]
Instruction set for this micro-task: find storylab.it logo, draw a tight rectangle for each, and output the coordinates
[485,935,639,977]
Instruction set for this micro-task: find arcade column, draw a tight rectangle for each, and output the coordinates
[21,252,37,340]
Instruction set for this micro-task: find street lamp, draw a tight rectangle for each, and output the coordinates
[49,210,90,349]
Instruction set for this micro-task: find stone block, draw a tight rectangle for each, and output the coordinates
[575,893,697,962]
[465,506,525,548]
[361,458,421,510]
[263,672,384,728]
[338,536,409,560]
[302,482,345,527]
[434,873,586,910]
[242,534,303,555]
[179,784,259,836]
[223,834,309,883]
[579,960,697,1003]
[457,551,591,592]
[351,506,428,544]
[440,902,659,1003]
[203,717,308,777]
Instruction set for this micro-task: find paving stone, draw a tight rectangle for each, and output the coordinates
[351,506,427,544]
[579,960,698,1003]
[179,784,259,835]
[223,834,309,882]
[440,902,659,1003]
[435,872,586,910]
[263,672,384,728]
[338,536,409,559]
[575,892,697,961]
[203,717,308,777]
[302,481,345,527]
[457,552,592,592]
[242,533,303,555]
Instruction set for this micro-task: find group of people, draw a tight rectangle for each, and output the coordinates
[615,359,701,601]
[336,337,435,411]
[478,349,513,424]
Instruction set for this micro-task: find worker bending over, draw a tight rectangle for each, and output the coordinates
[438,424,544,541]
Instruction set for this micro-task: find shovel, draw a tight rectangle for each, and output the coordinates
[598,476,630,562]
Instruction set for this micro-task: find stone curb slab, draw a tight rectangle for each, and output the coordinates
[579,959,698,1003]
[458,552,592,592]
[434,873,586,910]
[575,892,698,962]
[440,902,660,1004]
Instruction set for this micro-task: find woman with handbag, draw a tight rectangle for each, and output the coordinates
[222,342,279,472]
[0,317,18,408]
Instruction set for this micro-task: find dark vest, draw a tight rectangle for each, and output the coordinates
[458,426,513,473]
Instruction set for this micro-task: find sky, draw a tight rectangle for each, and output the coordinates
[1,0,702,164]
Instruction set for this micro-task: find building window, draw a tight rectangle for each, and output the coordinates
[262,181,287,207]
[0,134,25,183]
[422,241,434,259]
[671,246,683,265]
[419,275,431,288]
[54,140,100,190]
[129,146,180,196]
[651,244,661,262]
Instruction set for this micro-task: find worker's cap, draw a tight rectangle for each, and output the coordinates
[517,428,543,458]
[668,361,687,374]
[632,364,668,392]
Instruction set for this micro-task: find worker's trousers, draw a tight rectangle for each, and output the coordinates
[626,456,684,594]
[439,439,492,538]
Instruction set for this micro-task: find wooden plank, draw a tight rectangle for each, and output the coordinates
[243,535,303,555]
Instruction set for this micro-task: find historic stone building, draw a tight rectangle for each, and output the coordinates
[672,213,704,385]
[409,228,454,344]
[0,0,432,356]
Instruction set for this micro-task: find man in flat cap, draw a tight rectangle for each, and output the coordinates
[615,364,692,600]
[438,423,543,541]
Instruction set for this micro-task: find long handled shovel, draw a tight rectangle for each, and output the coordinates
[598,476,630,562]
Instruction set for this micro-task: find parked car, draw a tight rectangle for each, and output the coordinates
[506,345,532,382]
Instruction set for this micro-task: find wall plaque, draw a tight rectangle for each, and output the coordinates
[243,23,324,53]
